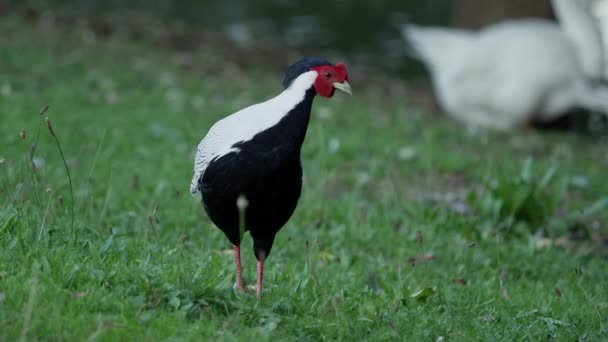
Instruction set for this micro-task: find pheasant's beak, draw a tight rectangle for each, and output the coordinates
[333,81,352,95]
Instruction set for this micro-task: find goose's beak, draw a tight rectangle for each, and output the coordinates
[333,81,352,95]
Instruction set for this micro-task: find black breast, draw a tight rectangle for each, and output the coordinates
[198,88,315,259]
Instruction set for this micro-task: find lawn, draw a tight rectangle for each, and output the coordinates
[1,13,607,341]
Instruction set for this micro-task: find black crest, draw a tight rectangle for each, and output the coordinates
[282,57,332,89]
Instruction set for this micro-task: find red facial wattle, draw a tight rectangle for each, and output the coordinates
[311,63,350,98]
[333,63,348,82]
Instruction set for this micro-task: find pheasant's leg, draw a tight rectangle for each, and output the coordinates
[233,244,249,293]
[255,260,264,297]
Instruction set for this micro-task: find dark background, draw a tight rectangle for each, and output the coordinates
[1,0,555,75]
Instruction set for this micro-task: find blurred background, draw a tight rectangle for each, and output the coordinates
[2,0,601,67]
[0,0,564,74]
[1,0,607,132]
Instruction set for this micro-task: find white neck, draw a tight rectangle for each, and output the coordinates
[553,0,605,78]
[225,70,318,143]
[278,71,317,103]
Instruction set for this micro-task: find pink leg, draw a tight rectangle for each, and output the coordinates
[233,245,249,293]
[255,260,264,297]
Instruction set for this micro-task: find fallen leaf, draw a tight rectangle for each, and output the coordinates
[536,238,553,249]
[168,296,180,309]
[516,309,539,319]
[328,138,340,154]
[1,83,13,97]
[554,287,562,299]
[74,291,87,299]
[554,237,572,248]
[539,317,570,327]
[570,176,589,188]
[453,278,467,286]
[398,146,417,160]
[317,250,336,263]
[99,234,114,254]
[410,287,435,301]
[366,272,382,293]
[392,219,402,231]
[408,253,435,266]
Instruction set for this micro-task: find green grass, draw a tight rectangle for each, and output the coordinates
[1,15,608,341]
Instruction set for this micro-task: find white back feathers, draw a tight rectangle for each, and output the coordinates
[190,71,318,195]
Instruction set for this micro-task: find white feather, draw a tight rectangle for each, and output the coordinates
[594,0,608,78]
[554,0,604,78]
[190,71,318,195]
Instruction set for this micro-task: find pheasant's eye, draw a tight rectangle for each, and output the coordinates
[324,71,332,78]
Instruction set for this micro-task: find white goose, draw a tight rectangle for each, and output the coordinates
[595,0,608,78]
[402,0,608,130]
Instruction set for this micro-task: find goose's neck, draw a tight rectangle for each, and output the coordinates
[553,0,605,78]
